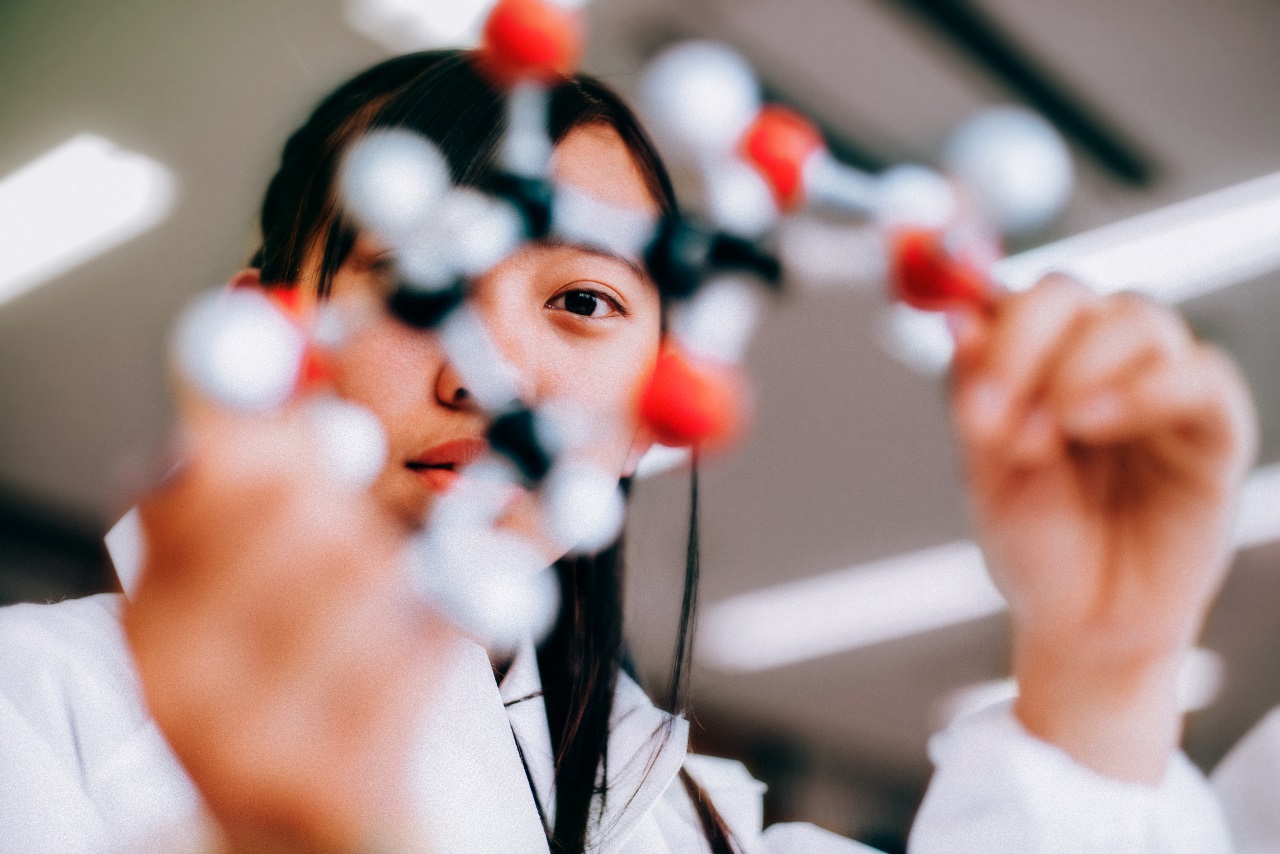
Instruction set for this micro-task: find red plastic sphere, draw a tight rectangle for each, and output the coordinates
[889,228,992,312]
[639,347,744,449]
[739,105,827,211]
[263,286,306,319]
[262,288,334,391]
[481,0,586,85]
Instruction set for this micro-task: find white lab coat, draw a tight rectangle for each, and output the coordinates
[0,592,1236,854]
[1209,706,1280,853]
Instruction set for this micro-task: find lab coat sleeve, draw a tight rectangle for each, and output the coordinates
[908,701,1234,854]
[0,606,109,854]
[1210,705,1280,853]
[0,596,206,854]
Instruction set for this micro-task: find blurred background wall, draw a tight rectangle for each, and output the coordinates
[3,1,1280,850]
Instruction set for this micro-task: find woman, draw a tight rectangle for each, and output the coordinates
[0,50,1258,853]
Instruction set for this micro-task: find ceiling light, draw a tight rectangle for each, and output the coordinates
[700,464,1280,673]
[698,540,1004,673]
[992,168,1280,302]
[0,134,175,309]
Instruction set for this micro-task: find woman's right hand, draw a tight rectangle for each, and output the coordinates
[947,277,1257,782]
[123,399,457,853]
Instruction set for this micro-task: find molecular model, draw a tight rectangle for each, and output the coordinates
[172,0,1075,652]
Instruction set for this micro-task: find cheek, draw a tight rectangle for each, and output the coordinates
[332,321,439,442]
[542,327,661,462]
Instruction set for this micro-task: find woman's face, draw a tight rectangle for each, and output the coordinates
[300,123,664,551]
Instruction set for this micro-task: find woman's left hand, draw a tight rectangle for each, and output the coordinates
[948,275,1257,782]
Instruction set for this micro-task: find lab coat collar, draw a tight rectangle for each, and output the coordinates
[499,638,690,853]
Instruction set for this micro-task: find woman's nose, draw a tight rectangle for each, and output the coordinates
[433,359,476,411]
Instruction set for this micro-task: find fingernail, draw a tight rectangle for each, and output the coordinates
[1072,392,1124,429]
[966,380,1008,435]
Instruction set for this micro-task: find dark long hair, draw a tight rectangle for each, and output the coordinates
[252,51,736,853]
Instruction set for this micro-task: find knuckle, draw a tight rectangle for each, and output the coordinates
[1015,276,1096,326]
[1106,290,1162,315]
[1035,272,1094,299]
[1104,294,1189,357]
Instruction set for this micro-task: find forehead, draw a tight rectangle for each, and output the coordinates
[550,123,661,218]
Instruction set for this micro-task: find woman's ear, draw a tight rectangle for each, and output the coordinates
[228,268,263,290]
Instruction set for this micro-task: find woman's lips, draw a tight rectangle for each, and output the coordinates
[410,465,460,492]
[405,438,489,493]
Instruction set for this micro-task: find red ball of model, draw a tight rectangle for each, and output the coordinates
[262,287,334,391]
[481,0,586,85]
[639,346,744,449]
[739,105,827,211]
[888,228,992,312]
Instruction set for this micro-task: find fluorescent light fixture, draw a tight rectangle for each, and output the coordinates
[992,168,1280,302]
[700,465,1280,673]
[344,0,495,52]
[887,168,1280,375]
[698,540,1005,673]
[0,134,175,309]
[935,647,1225,730]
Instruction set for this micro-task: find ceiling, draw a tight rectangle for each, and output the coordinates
[2,0,1280,814]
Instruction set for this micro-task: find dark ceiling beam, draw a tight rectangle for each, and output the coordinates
[881,0,1158,187]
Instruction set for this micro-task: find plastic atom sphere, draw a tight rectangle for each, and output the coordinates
[944,106,1074,236]
[174,289,306,411]
[641,41,762,156]
[639,345,745,449]
[339,129,450,243]
[889,228,991,312]
[303,396,389,490]
[481,0,587,85]
[542,463,626,554]
[673,276,762,365]
[412,526,560,653]
[739,105,827,211]
[254,287,334,390]
[438,187,528,277]
[702,157,778,238]
[875,164,958,231]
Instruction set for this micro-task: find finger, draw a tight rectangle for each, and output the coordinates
[953,275,1096,448]
[1048,294,1192,408]
[945,304,990,365]
[1004,402,1060,465]
[1059,344,1258,471]
[139,412,305,547]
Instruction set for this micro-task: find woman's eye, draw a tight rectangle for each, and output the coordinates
[366,258,398,292]
[549,289,621,318]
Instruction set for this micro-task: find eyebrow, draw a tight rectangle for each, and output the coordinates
[537,235,652,283]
